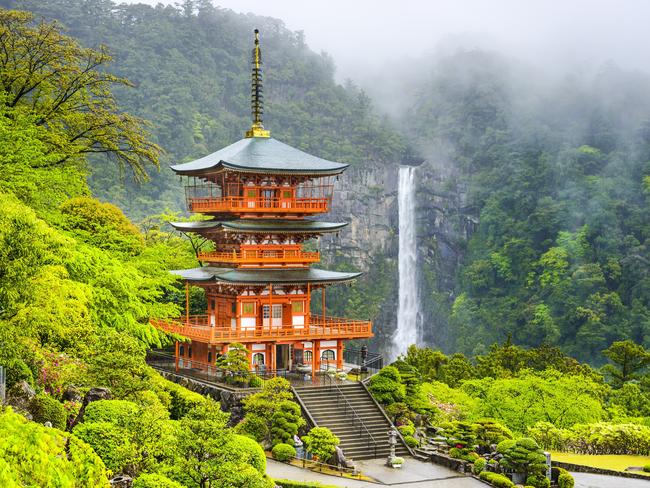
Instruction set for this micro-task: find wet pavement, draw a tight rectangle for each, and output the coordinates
[572,472,650,488]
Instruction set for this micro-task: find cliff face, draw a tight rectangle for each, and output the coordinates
[322,160,471,354]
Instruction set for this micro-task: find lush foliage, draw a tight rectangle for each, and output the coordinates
[132,473,184,488]
[0,407,110,487]
[30,393,67,430]
[367,366,406,404]
[303,427,340,464]
[272,443,297,462]
[478,471,515,488]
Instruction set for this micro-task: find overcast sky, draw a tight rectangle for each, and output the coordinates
[119,0,650,82]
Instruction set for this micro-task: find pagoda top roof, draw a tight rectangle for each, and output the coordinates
[171,267,361,285]
[170,137,348,177]
[170,219,347,234]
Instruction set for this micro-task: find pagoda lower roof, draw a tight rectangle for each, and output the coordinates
[170,219,347,234]
[170,137,348,176]
[171,267,361,285]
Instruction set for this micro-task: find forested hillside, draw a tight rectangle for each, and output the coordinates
[1,0,408,220]
[406,51,650,362]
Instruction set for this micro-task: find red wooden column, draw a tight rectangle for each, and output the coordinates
[336,339,343,370]
[246,343,252,370]
[313,340,321,378]
[175,341,179,372]
[185,282,190,325]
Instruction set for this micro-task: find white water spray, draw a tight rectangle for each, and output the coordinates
[391,166,420,361]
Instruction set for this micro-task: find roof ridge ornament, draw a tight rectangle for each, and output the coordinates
[245,29,271,138]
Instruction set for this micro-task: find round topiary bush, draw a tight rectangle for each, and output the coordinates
[72,421,136,474]
[496,439,516,454]
[558,472,575,488]
[449,447,462,458]
[526,474,550,488]
[403,435,419,448]
[133,473,184,488]
[644,464,650,473]
[473,457,486,475]
[398,424,415,437]
[221,434,267,474]
[83,399,139,426]
[272,443,296,462]
[30,393,67,430]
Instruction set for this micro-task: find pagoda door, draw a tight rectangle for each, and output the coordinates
[262,304,282,327]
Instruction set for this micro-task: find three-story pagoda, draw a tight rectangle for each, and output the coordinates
[152,30,372,378]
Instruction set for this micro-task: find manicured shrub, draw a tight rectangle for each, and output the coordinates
[398,424,415,437]
[500,438,547,479]
[463,451,480,462]
[151,376,207,419]
[304,427,339,464]
[270,401,305,446]
[403,435,419,448]
[496,439,516,453]
[272,443,297,462]
[220,434,267,474]
[473,457,486,475]
[526,474,550,488]
[83,399,139,426]
[479,471,515,488]
[30,393,67,430]
[6,359,34,388]
[558,472,575,488]
[644,464,650,473]
[73,421,136,474]
[473,419,513,447]
[368,366,406,405]
[449,447,462,458]
[236,414,270,442]
[447,421,476,450]
[249,375,263,388]
[133,473,184,488]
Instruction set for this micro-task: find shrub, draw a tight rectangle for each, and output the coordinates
[6,359,34,388]
[473,457,486,474]
[133,473,184,488]
[643,464,650,473]
[83,400,139,426]
[398,424,415,437]
[151,375,207,419]
[479,471,515,488]
[270,401,305,446]
[272,443,297,462]
[235,414,270,442]
[0,408,109,486]
[496,439,516,454]
[221,434,267,474]
[404,435,419,448]
[304,427,339,464]
[449,447,462,458]
[447,421,476,450]
[73,421,136,474]
[558,472,575,488]
[463,451,480,462]
[500,438,547,479]
[249,376,263,388]
[473,419,513,447]
[368,366,406,405]
[30,393,67,430]
[526,474,550,488]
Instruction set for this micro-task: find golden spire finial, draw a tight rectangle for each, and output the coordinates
[246,28,270,138]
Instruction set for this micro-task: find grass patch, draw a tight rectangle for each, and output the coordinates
[551,452,650,475]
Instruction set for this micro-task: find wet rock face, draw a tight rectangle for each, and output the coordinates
[70,387,113,429]
[62,385,83,403]
[109,474,132,487]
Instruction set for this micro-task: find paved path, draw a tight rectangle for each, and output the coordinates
[267,457,485,487]
[572,472,650,488]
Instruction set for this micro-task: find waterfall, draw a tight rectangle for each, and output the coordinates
[391,166,420,361]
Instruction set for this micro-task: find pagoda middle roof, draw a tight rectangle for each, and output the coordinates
[170,137,348,176]
[170,219,348,234]
[171,267,361,285]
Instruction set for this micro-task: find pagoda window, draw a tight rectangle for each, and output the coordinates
[188,347,193,359]
[292,301,304,313]
[304,350,312,363]
[179,345,185,356]
[241,302,256,316]
[207,351,212,363]
[252,353,265,367]
[321,349,335,361]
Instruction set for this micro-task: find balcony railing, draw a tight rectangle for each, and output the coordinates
[198,249,320,266]
[188,196,329,214]
[150,314,373,343]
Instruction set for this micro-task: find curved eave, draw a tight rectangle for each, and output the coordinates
[170,220,348,234]
[171,267,361,285]
[170,160,348,177]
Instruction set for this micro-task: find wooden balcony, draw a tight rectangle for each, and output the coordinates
[150,314,373,344]
[188,196,329,215]
[198,249,320,266]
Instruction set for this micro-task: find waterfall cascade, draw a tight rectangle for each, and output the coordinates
[391,166,420,361]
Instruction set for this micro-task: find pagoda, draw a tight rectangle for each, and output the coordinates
[151,30,372,378]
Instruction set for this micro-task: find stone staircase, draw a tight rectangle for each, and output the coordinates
[293,382,411,460]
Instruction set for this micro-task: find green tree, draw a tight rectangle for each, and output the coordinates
[304,427,339,466]
[602,340,650,387]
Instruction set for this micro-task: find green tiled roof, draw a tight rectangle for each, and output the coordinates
[171,267,361,285]
[170,137,348,176]
[170,219,347,234]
